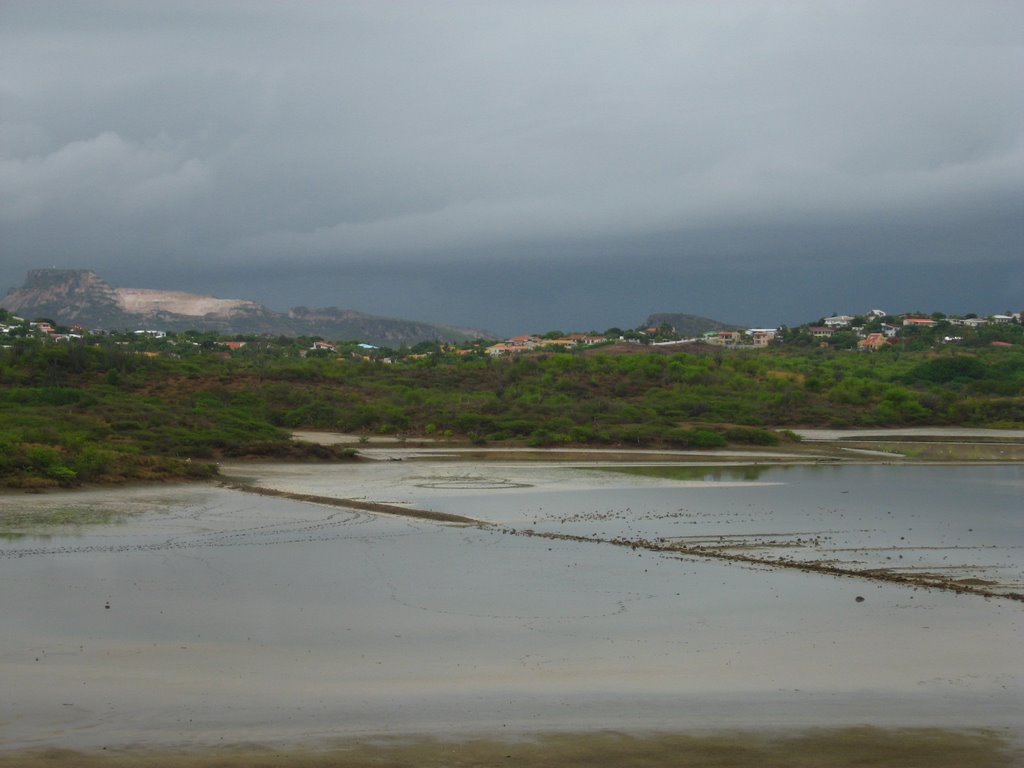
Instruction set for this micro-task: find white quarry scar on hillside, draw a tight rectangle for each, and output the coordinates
[115,288,261,317]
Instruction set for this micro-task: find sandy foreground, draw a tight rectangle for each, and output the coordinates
[1,437,1022,766]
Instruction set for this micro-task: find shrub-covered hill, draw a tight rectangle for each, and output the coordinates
[644,312,739,337]
[1,339,1022,488]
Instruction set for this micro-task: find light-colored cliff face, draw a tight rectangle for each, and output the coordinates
[116,289,263,317]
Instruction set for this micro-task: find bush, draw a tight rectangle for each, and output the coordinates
[528,428,556,447]
[906,356,990,385]
[688,429,727,448]
[725,427,780,446]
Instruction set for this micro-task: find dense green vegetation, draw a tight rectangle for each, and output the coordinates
[1,336,1022,488]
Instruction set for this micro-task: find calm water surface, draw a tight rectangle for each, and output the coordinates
[0,463,1021,749]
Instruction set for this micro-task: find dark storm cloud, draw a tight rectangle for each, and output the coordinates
[1,1,1022,328]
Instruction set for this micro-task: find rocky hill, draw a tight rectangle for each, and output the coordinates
[1,270,129,328]
[1,270,490,346]
[644,312,740,337]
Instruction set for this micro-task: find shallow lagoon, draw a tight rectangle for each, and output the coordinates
[0,462,1021,751]
[229,460,1024,590]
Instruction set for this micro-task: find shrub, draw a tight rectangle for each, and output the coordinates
[725,427,780,446]
[688,429,727,448]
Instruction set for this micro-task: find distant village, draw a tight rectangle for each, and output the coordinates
[1,306,1022,359]
[481,309,1023,356]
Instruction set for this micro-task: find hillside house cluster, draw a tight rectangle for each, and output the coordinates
[0,315,26,336]
[813,311,1022,350]
[702,328,778,347]
[700,309,1021,351]
[2,305,1019,355]
[1,316,84,343]
[485,333,605,356]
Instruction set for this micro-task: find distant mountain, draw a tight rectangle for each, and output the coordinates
[0,270,491,346]
[644,312,740,337]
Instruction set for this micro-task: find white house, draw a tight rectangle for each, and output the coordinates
[823,315,854,328]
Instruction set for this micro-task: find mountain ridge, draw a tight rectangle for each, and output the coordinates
[0,270,491,346]
[2,270,741,345]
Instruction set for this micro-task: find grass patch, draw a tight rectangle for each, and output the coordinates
[0,504,132,534]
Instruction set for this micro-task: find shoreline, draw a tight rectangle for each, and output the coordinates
[3,425,1024,496]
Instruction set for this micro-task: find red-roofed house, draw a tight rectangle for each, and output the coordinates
[857,333,888,351]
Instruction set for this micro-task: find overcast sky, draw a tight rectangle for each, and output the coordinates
[2,1,1022,334]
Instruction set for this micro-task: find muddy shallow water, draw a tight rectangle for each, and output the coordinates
[0,462,1021,756]
[225,460,1024,594]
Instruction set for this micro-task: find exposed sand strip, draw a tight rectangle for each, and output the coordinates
[218,480,481,524]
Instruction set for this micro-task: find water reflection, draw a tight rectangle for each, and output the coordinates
[592,464,774,482]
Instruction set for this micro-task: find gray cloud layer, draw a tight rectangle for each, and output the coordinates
[2,1,1022,330]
